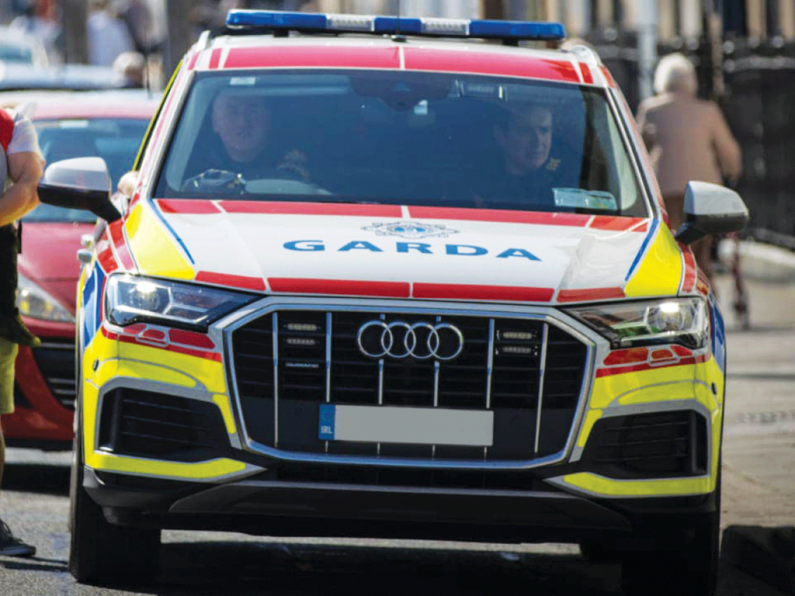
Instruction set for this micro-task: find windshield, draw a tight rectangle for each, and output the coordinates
[155,70,647,217]
[24,117,150,223]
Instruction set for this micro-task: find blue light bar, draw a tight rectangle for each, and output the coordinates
[226,10,566,42]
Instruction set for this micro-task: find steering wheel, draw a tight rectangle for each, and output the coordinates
[182,169,247,194]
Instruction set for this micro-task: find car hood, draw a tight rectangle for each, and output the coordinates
[123,200,682,304]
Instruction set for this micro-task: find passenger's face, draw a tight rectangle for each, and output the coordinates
[212,93,270,162]
[498,106,553,175]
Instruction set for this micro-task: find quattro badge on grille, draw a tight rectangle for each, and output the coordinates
[356,321,464,361]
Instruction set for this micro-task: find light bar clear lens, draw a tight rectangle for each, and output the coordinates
[225,10,566,41]
[327,14,375,32]
[106,275,254,330]
[565,298,709,349]
[420,18,469,37]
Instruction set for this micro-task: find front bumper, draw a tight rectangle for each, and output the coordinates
[86,466,718,544]
[77,297,726,542]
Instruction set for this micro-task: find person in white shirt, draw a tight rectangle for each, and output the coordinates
[87,0,135,67]
[0,108,44,558]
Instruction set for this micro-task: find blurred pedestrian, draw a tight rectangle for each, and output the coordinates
[637,53,742,279]
[0,108,44,558]
[87,0,134,67]
[113,51,146,88]
[115,0,155,55]
[9,0,62,64]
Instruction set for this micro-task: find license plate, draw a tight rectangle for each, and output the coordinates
[318,404,493,447]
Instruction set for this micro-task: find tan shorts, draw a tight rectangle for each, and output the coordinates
[0,337,18,415]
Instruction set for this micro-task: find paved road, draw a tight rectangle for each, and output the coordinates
[0,275,793,595]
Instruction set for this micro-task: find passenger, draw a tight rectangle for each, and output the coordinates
[185,89,309,190]
[475,103,561,207]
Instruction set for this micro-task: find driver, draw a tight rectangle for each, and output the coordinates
[475,103,561,207]
[185,89,309,189]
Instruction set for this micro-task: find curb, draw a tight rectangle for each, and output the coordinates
[721,526,795,593]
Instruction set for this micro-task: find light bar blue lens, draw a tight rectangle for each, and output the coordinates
[227,10,328,30]
[469,20,566,40]
[226,10,566,41]
[373,17,422,35]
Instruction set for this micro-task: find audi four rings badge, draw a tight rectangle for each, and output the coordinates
[357,321,465,361]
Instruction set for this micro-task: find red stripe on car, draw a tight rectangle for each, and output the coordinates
[96,241,118,274]
[600,66,617,88]
[589,216,649,231]
[580,62,594,84]
[169,329,215,350]
[407,206,590,227]
[195,271,266,291]
[269,278,411,298]
[224,46,400,69]
[413,283,554,302]
[157,199,222,214]
[603,348,649,366]
[403,48,580,82]
[101,327,222,362]
[557,287,626,303]
[209,48,222,69]
[219,201,402,217]
[595,353,709,378]
[680,244,697,292]
[107,220,135,270]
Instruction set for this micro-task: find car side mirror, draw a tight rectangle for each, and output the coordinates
[37,157,121,223]
[674,181,749,245]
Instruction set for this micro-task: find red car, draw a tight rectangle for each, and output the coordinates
[5,94,157,448]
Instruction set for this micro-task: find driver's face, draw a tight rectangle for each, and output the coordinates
[212,92,271,162]
[498,106,553,175]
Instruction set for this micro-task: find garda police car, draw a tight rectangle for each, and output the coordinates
[38,10,748,594]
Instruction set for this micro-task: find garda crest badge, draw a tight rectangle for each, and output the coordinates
[362,221,459,239]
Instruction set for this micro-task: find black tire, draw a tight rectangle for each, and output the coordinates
[69,397,161,585]
[620,482,721,596]
[579,540,621,563]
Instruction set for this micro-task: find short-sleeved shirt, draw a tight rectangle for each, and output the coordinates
[1,109,44,192]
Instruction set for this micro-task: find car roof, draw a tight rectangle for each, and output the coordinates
[23,91,159,121]
[188,36,608,88]
[0,63,118,91]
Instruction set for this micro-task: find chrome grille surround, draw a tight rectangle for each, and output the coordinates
[221,297,597,470]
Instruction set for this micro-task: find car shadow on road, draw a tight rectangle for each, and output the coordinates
[143,541,621,596]
[1,463,70,497]
[0,556,68,574]
[86,539,792,596]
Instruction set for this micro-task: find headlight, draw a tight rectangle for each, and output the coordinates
[17,274,74,323]
[106,274,256,330]
[565,297,708,349]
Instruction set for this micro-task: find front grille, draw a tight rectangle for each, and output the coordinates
[580,410,709,479]
[231,309,589,463]
[98,389,229,462]
[32,341,76,409]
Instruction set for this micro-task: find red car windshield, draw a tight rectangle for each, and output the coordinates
[24,117,150,223]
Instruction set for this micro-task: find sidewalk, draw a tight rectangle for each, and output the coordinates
[714,240,795,593]
[715,239,795,329]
